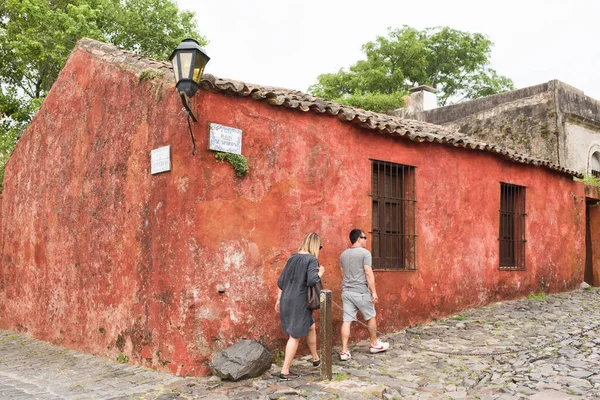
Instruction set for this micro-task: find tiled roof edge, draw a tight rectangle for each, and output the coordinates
[77,37,172,76]
[75,38,582,178]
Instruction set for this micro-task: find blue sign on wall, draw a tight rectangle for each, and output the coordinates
[209,123,243,155]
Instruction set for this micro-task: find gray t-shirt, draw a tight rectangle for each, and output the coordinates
[340,247,372,294]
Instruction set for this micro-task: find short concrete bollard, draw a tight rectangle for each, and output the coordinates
[319,289,332,380]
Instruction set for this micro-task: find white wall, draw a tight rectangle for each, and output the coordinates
[565,122,600,174]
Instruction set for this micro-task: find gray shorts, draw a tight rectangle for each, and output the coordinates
[341,291,376,322]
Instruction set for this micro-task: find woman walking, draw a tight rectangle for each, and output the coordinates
[275,232,325,380]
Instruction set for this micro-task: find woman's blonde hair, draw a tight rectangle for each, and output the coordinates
[298,232,322,257]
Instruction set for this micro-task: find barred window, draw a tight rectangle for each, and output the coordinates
[499,183,526,270]
[591,151,600,178]
[371,160,416,270]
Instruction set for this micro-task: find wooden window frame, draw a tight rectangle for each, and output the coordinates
[499,182,526,270]
[370,159,417,270]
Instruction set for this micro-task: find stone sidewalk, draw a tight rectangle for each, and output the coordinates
[2,287,600,399]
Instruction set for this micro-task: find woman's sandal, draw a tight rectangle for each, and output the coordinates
[312,359,321,367]
[279,371,300,381]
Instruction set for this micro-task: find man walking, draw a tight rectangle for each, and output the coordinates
[339,229,389,360]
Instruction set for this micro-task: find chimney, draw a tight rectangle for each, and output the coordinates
[409,85,437,112]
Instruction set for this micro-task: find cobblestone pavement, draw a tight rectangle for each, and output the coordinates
[2,287,600,399]
[0,331,182,400]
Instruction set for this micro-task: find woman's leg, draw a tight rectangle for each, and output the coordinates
[281,336,300,375]
[306,323,319,361]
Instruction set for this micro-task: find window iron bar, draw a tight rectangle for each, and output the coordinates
[371,160,417,270]
[499,182,526,270]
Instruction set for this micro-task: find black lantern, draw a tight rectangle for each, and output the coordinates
[169,39,210,155]
[169,38,210,122]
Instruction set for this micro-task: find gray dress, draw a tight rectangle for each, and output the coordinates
[278,253,321,338]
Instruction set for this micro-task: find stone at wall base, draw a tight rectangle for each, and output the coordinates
[209,339,271,381]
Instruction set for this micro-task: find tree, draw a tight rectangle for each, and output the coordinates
[308,25,514,113]
[0,0,207,191]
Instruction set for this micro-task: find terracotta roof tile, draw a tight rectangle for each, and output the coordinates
[75,38,581,178]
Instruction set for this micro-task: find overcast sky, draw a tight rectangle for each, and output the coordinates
[176,0,600,101]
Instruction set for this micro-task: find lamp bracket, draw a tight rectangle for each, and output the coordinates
[179,91,198,122]
[179,91,198,155]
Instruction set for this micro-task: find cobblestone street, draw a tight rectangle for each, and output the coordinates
[2,287,600,399]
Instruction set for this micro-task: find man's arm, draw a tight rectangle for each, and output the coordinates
[364,265,378,303]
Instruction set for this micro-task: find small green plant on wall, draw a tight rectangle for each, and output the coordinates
[215,152,248,177]
[578,173,600,188]
[116,353,129,363]
[575,172,600,207]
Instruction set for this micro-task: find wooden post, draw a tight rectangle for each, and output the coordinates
[319,289,332,380]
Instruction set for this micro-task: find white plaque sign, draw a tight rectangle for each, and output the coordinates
[151,146,171,175]
[209,123,242,155]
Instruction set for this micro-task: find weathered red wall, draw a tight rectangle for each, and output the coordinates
[586,185,600,286]
[0,47,586,376]
[590,205,600,286]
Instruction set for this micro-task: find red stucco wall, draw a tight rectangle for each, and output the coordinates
[589,203,600,287]
[0,47,586,376]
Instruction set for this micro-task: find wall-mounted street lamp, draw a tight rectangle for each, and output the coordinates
[169,38,210,154]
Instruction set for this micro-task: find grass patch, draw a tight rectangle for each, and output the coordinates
[449,315,467,321]
[528,291,547,300]
[332,372,349,381]
[116,353,129,364]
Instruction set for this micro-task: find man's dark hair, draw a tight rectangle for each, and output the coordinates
[349,229,363,245]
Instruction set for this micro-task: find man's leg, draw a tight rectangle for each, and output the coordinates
[366,315,389,353]
[367,317,378,346]
[340,321,352,354]
[340,291,357,355]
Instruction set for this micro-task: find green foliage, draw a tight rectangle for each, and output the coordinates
[576,174,600,208]
[116,353,129,363]
[333,91,406,114]
[449,315,467,321]
[215,152,249,177]
[309,25,514,112]
[528,291,547,301]
[98,0,207,61]
[577,173,600,188]
[0,92,36,192]
[0,0,207,192]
